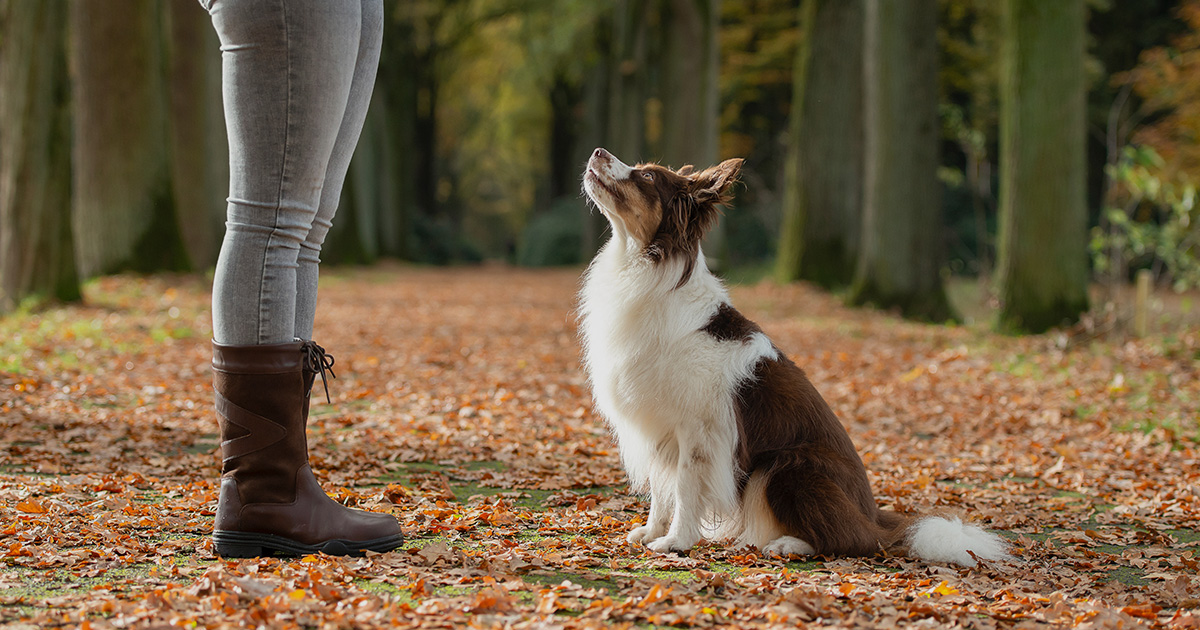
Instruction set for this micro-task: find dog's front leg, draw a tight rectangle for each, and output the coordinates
[627,472,676,545]
[646,430,720,554]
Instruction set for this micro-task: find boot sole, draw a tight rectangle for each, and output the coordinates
[213,530,405,558]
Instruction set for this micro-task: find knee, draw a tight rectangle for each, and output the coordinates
[298,216,333,264]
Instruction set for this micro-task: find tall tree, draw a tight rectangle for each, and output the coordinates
[996,0,1088,333]
[163,0,226,270]
[70,0,187,277]
[607,1,653,163]
[848,0,953,321]
[659,0,720,169]
[775,0,864,288]
[577,1,653,258]
[659,0,726,266]
[0,0,80,311]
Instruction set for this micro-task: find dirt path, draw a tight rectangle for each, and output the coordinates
[1,264,1197,628]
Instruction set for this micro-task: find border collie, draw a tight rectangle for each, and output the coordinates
[578,148,1010,567]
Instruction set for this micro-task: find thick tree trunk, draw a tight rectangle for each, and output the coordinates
[775,0,864,289]
[579,17,614,260]
[0,0,81,311]
[328,91,391,265]
[164,0,226,270]
[659,0,719,169]
[848,0,953,321]
[378,32,420,261]
[577,1,654,260]
[607,0,651,163]
[659,0,725,267]
[996,0,1089,333]
[70,0,185,277]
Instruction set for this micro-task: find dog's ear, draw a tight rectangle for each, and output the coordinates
[676,164,695,177]
[690,158,743,205]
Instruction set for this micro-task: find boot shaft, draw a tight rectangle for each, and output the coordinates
[212,341,309,505]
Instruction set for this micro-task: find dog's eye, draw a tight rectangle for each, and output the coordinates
[641,172,654,181]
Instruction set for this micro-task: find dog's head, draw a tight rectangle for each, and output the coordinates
[582,148,742,287]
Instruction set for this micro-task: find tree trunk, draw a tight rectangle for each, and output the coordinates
[659,0,719,169]
[848,0,953,321]
[327,91,391,265]
[579,15,614,260]
[775,0,864,288]
[70,0,187,277]
[163,0,226,270]
[996,0,1088,333]
[658,0,725,267]
[607,0,652,162]
[0,0,81,311]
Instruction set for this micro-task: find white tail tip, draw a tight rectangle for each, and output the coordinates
[908,516,1012,567]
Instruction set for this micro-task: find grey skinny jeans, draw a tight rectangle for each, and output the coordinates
[204,0,383,345]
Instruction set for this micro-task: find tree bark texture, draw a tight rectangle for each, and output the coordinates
[607,0,652,162]
[996,0,1089,333]
[658,0,725,266]
[659,0,720,170]
[849,0,953,321]
[70,0,186,277]
[164,0,226,270]
[0,0,81,311]
[579,15,615,260]
[775,0,864,288]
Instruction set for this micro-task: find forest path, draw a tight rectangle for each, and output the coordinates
[1,264,1197,628]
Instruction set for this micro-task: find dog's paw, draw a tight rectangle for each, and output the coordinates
[627,525,663,545]
[646,533,698,554]
[762,536,815,559]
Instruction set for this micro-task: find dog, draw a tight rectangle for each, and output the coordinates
[578,147,1010,567]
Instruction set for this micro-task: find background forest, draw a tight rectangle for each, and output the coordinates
[3,0,1200,333]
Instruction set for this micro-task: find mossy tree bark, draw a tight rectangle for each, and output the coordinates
[607,0,652,164]
[659,0,719,170]
[163,0,226,270]
[577,1,654,259]
[0,0,81,311]
[775,0,864,289]
[658,0,725,267]
[995,0,1089,333]
[848,0,953,322]
[579,17,615,260]
[70,0,187,277]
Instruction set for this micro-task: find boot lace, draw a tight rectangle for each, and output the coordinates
[301,341,337,404]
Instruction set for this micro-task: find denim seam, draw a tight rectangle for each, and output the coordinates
[259,0,293,345]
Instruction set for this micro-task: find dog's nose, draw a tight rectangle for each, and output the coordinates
[593,148,609,161]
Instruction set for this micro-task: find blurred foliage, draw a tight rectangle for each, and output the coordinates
[1092,145,1200,292]
[395,0,603,261]
[937,0,1001,277]
[4,0,1197,284]
[1121,0,1200,184]
[377,0,1195,279]
[516,197,585,267]
[717,0,798,266]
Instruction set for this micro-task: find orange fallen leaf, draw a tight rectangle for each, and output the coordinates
[1123,604,1162,620]
[929,581,958,596]
[15,499,46,514]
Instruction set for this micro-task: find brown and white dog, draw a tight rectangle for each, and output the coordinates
[578,148,1009,566]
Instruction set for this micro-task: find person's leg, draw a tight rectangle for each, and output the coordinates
[204,0,402,557]
[209,0,359,346]
[293,0,384,341]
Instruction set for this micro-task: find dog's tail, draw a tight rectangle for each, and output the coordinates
[881,510,1011,567]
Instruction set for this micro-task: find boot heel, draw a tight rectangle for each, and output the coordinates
[215,541,263,557]
[213,533,266,558]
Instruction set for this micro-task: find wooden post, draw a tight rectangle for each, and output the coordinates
[1134,269,1152,337]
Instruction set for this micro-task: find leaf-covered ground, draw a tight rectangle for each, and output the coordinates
[2,264,1199,629]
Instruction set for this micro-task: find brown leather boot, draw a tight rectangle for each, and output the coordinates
[211,340,403,557]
